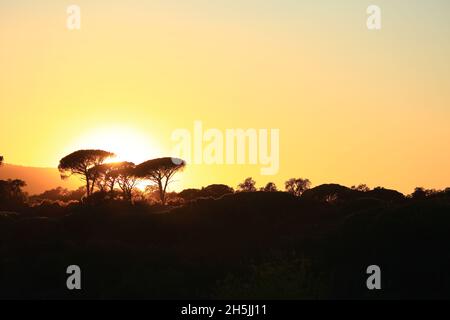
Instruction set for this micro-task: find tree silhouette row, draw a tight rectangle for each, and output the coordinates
[58,150,185,204]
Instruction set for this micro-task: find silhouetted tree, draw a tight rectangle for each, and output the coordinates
[144,185,160,202]
[285,178,311,197]
[89,161,134,193]
[368,187,404,202]
[202,184,234,198]
[178,184,234,201]
[177,188,201,202]
[89,164,114,192]
[238,177,257,192]
[0,179,27,209]
[0,155,3,167]
[410,187,435,199]
[261,182,278,192]
[135,157,186,205]
[351,184,370,192]
[0,179,26,198]
[116,162,139,201]
[58,150,115,196]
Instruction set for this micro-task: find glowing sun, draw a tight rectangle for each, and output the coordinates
[68,126,161,165]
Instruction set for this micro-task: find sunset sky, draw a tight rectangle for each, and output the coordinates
[1,0,450,194]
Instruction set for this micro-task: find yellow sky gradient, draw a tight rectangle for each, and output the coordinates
[1,1,450,194]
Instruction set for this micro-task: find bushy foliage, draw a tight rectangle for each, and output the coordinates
[0,179,27,210]
[30,187,85,204]
[1,179,450,299]
[237,177,257,192]
[178,184,234,202]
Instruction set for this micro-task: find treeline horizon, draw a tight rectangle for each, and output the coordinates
[2,152,450,299]
[1,151,449,210]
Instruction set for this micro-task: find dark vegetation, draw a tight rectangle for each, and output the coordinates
[1,153,450,299]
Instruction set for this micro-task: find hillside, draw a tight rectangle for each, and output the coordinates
[0,163,81,195]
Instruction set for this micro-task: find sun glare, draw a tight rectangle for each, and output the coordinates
[69,127,161,166]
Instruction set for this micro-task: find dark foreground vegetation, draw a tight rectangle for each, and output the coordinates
[1,180,450,299]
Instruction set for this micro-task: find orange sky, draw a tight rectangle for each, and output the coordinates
[1,0,450,194]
